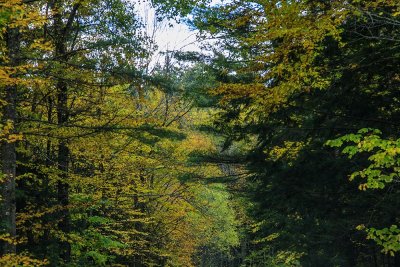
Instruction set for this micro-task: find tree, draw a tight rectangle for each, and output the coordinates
[0,0,44,256]
[190,0,400,265]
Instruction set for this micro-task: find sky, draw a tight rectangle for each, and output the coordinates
[134,0,225,69]
[135,2,201,62]
[135,0,224,51]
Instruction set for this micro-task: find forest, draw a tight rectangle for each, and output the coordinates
[1,0,400,266]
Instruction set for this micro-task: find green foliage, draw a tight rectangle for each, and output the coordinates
[327,128,400,190]
[190,0,400,265]
[0,0,243,266]
[195,184,239,251]
[359,225,400,256]
[4,0,400,266]
[327,129,400,254]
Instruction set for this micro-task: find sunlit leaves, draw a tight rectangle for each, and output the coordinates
[327,128,400,190]
[327,128,400,253]
[365,225,400,255]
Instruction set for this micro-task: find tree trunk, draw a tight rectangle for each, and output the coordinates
[56,140,70,262]
[55,48,71,264]
[53,1,71,261]
[0,26,20,255]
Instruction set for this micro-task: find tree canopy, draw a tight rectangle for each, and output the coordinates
[1,0,400,266]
